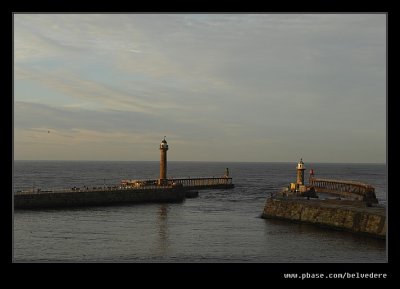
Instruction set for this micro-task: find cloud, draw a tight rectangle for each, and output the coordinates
[14,66,189,114]
[13,14,386,162]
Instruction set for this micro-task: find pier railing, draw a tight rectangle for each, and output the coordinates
[309,177,377,202]
[14,184,174,195]
[172,177,234,189]
[14,177,234,195]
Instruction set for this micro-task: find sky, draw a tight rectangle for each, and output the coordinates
[13,14,386,163]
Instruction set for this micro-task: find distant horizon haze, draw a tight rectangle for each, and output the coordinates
[13,159,386,165]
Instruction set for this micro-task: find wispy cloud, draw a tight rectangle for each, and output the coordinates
[15,66,188,114]
[13,14,386,162]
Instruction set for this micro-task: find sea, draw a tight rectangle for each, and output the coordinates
[13,161,387,263]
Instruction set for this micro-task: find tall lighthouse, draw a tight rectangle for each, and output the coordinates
[159,136,169,185]
[296,158,305,185]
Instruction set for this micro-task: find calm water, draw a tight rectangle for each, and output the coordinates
[13,161,387,262]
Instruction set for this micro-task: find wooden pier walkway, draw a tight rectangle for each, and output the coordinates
[309,178,377,203]
[172,177,234,190]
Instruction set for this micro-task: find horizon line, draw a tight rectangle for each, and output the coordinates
[13,159,387,165]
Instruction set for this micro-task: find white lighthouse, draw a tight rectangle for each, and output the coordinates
[296,158,305,185]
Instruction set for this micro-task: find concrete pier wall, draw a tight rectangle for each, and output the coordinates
[262,198,386,239]
[14,188,186,209]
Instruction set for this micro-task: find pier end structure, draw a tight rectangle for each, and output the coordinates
[262,158,384,239]
[284,159,377,202]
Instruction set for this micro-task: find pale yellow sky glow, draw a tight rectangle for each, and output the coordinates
[14,14,386,162]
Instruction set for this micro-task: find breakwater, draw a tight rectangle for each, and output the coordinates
[14,177,234,209]
[14,186,187,209]
[262,197,386,239]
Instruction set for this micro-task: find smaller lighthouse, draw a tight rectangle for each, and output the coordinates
[287,158,316,197]
[159,136,169,185]
[296,158,305,185]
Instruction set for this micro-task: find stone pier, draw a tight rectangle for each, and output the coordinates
[262,197,386,239]
[14,187,186,209]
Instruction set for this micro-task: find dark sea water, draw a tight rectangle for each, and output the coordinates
[13,161,387,262]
